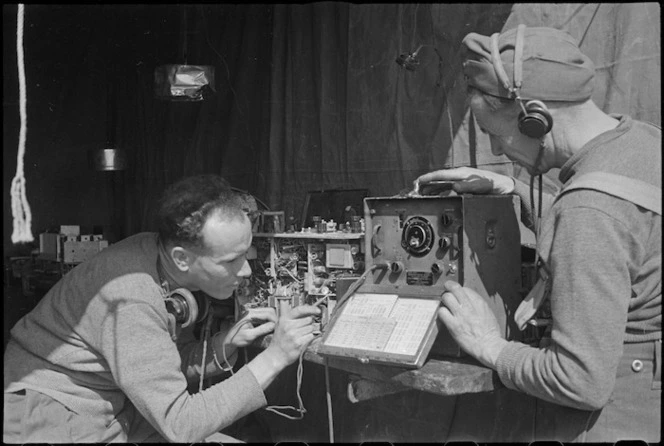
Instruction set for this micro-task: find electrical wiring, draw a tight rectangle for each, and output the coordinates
[578,4,602,48]
[220,318,317,421]
[221,319,255,376]
[317,263,389,442]
[198,311,214,392]
[211,330,237,373]
[197,5,267,166]
[215,252,381,433]
[324,359,335,442]
[530,141,545,266]
[262,346,309,421]
[230,186,271,211]
[197,6,245,118]
[277,267,302,284]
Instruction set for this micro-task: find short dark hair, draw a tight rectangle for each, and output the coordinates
[157,174,247,249]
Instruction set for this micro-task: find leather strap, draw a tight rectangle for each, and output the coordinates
[558,171,661,215]
[515,171,661,329]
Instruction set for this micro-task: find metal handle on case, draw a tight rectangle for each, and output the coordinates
[371,223,382,257]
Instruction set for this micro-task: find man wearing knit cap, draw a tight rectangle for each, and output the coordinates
[415,25,661,442]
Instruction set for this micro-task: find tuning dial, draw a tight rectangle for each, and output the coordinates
[401,216,435,257]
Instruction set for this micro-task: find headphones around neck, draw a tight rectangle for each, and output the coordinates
[490,24,553,139]
[157,254,208,328]
[164,288,206,328]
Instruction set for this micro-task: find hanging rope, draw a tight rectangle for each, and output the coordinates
[11,3,33,244]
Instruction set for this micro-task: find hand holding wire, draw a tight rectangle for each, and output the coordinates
[267,301,321,368]
[262,301,322,421]
[225,306,277,349]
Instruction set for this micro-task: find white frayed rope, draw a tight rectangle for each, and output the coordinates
[11,3,33,244]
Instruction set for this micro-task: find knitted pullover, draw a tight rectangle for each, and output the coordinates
[4,233,267,442]
[499,114,661,410]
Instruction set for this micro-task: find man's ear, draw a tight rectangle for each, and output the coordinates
[170,247,192,272]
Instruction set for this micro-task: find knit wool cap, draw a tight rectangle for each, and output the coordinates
[462,26,595,102]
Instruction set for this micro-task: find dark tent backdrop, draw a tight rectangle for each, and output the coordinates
[3,3,660,255]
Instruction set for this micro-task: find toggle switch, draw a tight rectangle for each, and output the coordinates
[439,236,452,250]
[431,262,445,275]
[390,261,404,274]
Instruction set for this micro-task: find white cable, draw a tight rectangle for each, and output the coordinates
[199,312,213,392]
[11,4,33,244]
[324,359,335,442]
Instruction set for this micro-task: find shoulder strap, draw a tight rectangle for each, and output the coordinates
[557,172,662,215]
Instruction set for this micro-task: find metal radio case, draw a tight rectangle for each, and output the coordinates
[362,194,523,357]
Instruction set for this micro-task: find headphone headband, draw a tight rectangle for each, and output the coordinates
[489,25,552,139]
[490,32,512,96]
[513,24,525,92]
[490,24,526,101]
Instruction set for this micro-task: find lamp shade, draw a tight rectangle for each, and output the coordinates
[89,148,127,171]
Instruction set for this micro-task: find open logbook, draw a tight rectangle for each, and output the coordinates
[318,292,441,368]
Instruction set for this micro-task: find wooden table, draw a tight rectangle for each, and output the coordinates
[248,336,535,443]
[256,335,501,401]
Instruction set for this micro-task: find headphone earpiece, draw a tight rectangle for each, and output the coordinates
[165,288,207,328]
[518,100,553,139]
[491,25,555,140]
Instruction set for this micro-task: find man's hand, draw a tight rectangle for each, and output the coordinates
[415,167,515,195]
[246,302,321,388]
[266,301,321,368]
[224,307,277,349]
[438,281,508,369]
[212,307,277,364]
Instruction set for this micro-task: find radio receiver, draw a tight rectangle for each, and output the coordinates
[319,193,522,368]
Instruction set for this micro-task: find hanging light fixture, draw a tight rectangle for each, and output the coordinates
[154,5,215,102]
[89,148,127,171]
[89,47,126,172]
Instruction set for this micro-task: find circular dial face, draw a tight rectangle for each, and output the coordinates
[401,216,435,257]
